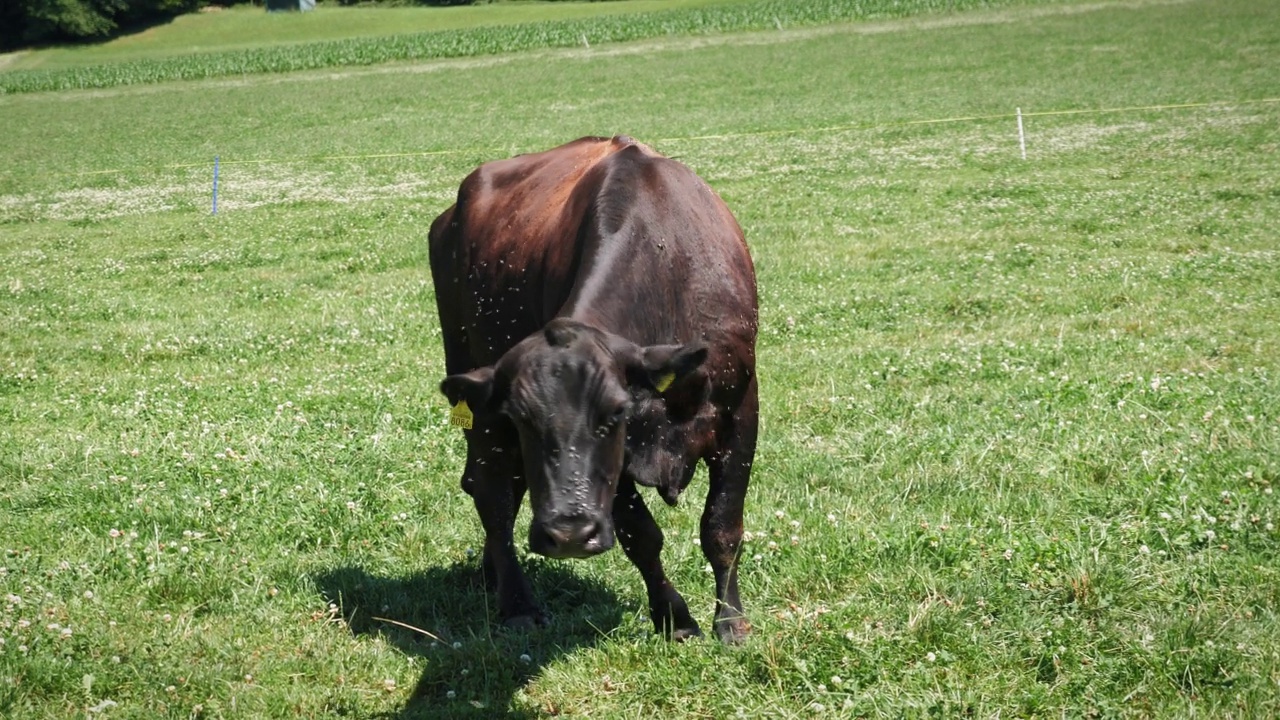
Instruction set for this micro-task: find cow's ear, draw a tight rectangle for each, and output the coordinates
[638,343,708,392]
[440,366,497,412]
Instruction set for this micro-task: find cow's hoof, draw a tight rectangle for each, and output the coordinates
[502,613,547,631]
[653,603,701,642]
[671,625,703,642]
[714,618,750,645]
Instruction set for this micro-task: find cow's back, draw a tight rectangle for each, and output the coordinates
[429,136,756,373]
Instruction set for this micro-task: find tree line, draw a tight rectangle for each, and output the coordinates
[0,0,486,53]
[1,0,244,52]
[1,0,613,53]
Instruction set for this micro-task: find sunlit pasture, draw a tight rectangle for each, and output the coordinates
[2,0,1278,716]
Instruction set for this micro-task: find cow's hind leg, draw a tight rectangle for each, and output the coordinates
[462,436,544,629]
[702,378,758,644]
[613,475,701,640]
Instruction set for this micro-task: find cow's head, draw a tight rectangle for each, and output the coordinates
[440,318,706,560]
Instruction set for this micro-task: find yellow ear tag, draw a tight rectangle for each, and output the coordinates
[448,400,474,430]
[654,372,676,393]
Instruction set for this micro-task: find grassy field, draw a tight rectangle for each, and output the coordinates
[3,0,1280,717]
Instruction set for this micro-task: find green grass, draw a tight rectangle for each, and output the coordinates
[0,0,1071,94]
[3,0,1280,717]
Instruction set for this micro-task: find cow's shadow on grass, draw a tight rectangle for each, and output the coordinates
[315,561,627,719]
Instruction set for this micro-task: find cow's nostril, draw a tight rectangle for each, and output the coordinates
[530,517,611,559]
[551,519,598,549]
[545,523,577,547]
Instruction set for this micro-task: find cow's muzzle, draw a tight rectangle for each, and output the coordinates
[529,514,615,559]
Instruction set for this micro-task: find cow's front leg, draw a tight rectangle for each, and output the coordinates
[463,440,544,629]
[702,381,758,644]
[613,476,701,640]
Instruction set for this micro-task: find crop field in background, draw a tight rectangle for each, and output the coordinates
[2,0,1280,717]
[0,0,755,74]
[0,0,754,75]
[0,0,1073,94]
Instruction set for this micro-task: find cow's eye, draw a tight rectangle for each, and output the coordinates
[600,405,628,434]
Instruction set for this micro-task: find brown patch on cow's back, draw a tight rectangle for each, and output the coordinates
[609,134,662,158]
[455,137,651,268]
[465,138,611,214]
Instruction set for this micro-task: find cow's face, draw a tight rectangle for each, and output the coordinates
[441,319,706,560]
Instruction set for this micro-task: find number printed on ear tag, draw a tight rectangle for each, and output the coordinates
[449,400,474,430]
[655,372,676,393]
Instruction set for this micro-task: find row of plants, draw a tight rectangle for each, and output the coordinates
[0,0,1064,94]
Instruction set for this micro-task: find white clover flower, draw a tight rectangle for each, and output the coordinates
[774,510,785,519]
[446,690,456,700]
[519,653,532,663]
[925,652,937,663]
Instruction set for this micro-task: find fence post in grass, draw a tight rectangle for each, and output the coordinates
[1017,108,1026,160]
[212,156,220,215]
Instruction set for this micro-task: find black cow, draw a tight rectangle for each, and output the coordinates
[429,136,758,643]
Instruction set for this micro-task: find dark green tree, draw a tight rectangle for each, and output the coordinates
[18,0,128,43]
[1,0,221,51]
